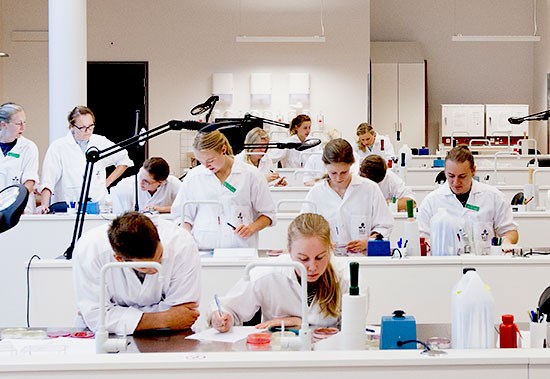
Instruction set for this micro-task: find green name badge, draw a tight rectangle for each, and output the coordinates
[7,152,20,158]
[465,203,480,212]
[223,181,236,193]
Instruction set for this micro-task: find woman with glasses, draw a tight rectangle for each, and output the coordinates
[38,105,133,213]
[0,102,39,213]
[110,157,181,214]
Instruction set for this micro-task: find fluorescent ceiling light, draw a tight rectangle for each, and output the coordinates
[236,36,326,43]
[452,35,540,42]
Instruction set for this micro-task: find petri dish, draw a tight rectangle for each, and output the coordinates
[313,327,339,341]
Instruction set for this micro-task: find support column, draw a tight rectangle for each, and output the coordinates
[48,0,87,143]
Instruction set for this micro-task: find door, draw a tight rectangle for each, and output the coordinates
[371,63,399,144]
[87,62,148,184]
[398,63,425,148]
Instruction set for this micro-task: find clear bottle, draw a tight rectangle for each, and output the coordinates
[430,208,461,256]
[451,268,495,349]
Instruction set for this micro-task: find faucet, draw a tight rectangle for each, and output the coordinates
[450,131,470,148]
[96,261,163,353]
[517,138,539,167]
[493,151,520,185]
[532,168,550,187]
[468,138,491,147]
[243,261,311,351]
[492,130,513,150]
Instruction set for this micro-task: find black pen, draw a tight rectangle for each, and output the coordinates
[227,222,236,230]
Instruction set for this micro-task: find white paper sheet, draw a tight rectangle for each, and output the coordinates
[213,248,258,259]
[187,326,264,343]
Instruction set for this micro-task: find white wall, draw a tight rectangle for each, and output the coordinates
[371,0,537,151]
[1,0,370,174]
[533,0,550,152]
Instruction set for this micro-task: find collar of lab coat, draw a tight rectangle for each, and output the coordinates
[442,179,483,196]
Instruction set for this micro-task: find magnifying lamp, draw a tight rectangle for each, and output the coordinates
[0,184,29,233]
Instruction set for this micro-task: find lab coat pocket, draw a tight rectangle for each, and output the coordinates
[350,215,369,241]
[473,221,493,255]
[230,206,253,227]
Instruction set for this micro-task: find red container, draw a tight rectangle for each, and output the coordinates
[420,237,430,256]
[499,314,519,348]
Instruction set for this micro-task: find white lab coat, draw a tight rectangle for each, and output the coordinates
[73,216,201,335]
[110,169,181,215]
[172,159,276,250]
[417,180,518,249]
[210,254,350,327]
[301,175,394,244]
[0,136,39,213]
[378,170,416,202]
[234,150,276,180]
[40,132,134,204]
[302,151,362,185]
[354,133,395,162]
[268,135,320,168]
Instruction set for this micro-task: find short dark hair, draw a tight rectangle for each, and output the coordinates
[107,212,160,260]
[359,154,387,183]
[143,157,170,181]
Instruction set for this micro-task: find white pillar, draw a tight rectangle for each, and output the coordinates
[48,0,87,143]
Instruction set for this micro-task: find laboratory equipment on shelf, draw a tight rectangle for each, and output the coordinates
[96,261,162,354]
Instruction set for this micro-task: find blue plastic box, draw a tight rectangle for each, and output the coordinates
[367,239,391,256]
[380,311,417,350]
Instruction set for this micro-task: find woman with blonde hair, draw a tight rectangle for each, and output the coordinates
[269,114,318,168]
[210,213,349,331]
[172,130,276,250]
[354,122,395,161]
[235,127,286,186]
[0,102,39,213]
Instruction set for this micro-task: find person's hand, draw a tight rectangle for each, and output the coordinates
[256,316,302,329]
[346,239,368,253]
[267,171,280,182]
[164,302,200,330]
[35,205,50,214]
[273,176,287,187]
[211,311,234,333]
[234,223,257,239]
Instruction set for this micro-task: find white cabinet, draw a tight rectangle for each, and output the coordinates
[441,104,485,141]
[486,104,529,137]
[371,63,426,149]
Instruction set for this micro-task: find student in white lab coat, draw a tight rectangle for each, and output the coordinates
[210,213,349,331]
[73,212,201,335]
[359,154,416,212]
[268,114,317,168]
[234,127,287,187]
[171,130,276,250]
[301,138,394,254]
[417,145,518,249]
[0,103,39,213]
[38,105,133,213]
[354,122,395,162]
[110,157,181,214]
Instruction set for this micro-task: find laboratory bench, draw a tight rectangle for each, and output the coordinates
[4,212,550,328]
[1,325,550,378]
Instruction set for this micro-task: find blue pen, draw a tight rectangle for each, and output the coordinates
[397,238,402,248]
[214,294,223,317]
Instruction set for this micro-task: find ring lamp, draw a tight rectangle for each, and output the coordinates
[0,184,29,233]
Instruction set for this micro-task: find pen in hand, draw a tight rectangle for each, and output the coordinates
[227,222,236,230]
[214,294,223,317]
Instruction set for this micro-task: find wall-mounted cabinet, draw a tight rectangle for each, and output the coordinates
[486,104,529,138]
[441,104,485,145]
[371,62,426,149]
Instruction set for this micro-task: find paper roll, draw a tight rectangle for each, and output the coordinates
[340,293,367,350]
[403,220,421,256]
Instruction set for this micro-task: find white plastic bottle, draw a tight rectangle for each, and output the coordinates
[430,208,461,256]
[451,268,495,349]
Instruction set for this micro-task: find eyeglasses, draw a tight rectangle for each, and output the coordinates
[72,123,95,132]
[9,120,26,128]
